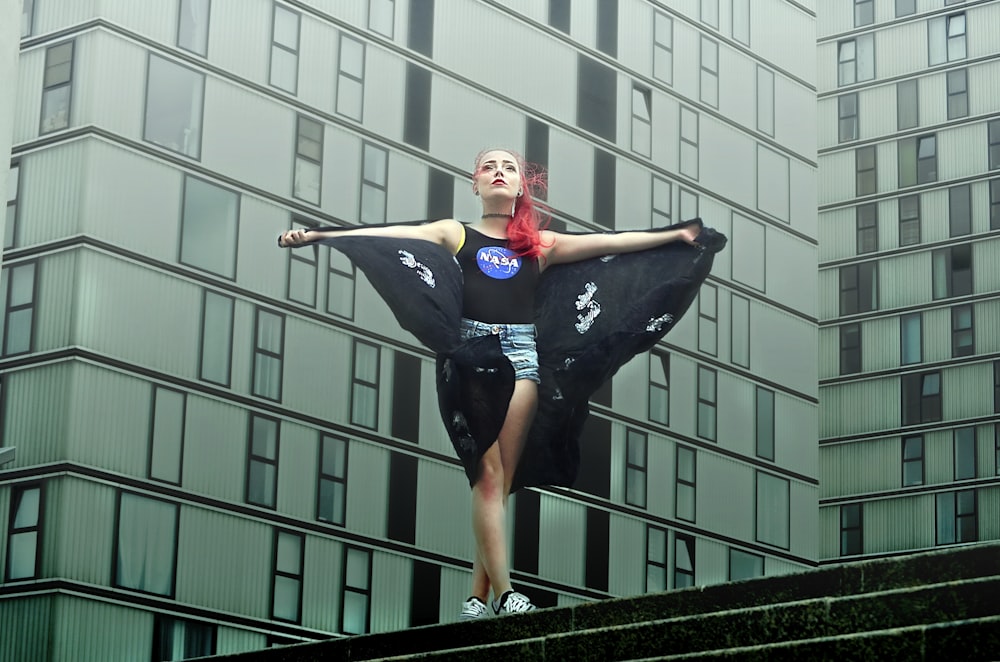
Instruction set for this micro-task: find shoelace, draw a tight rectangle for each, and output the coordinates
[496,591,534,613]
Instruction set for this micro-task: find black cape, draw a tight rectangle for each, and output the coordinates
[313,219,726,492]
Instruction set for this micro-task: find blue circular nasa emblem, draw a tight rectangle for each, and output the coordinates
[476,246,522,280]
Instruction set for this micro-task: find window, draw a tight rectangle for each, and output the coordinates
[756,472,790,549]
[351,340,379,429]
[679,106,698,178]
[247,415,279,509]
[991,180,1000,230]
[838,93,858,143]
[936,489,976,544]
[651,176,671,226]
[932,244,973,299]
[699,37,718,108]
[4,163,18,249]
[949,184,971,237]
[840,323,861,374]
[895,0,915,17]
[731,294,750,369]
[40,42,73,134]
[899,194,920,246]
[648,349,669,425]
[995,424,999,474]
[675,445,695,522]
[318,434,348,526]
[596,0,617,57]
[756,387,775,461]
[954,427,976,480]
[653,11,673,85]
[549,0,570,33]
[631,85,652,157]
[144,55,205,159]
[901,371,941,425]
[21,0,35,37]
[113,492,178,596]
[180,176,239,279]
[897,79,918,131]
[990,120,1000,171]
[177,0,211,56]
[3,262,37,357]
[946,69,968,120]
[293,115,322,204]
[368,0,394,38]
[929,13,966,66]
[360,142,388,224]
[900,313,922,365]
[951,304,973,358]
[729,549,763,581]
[696,367,716,441]
[697,284,717,356]
[525,118,550,192]
[674,533,695,588]
[391,352,422,443]
[838,35,873,86]
[995,360,1000,414]
[902,435,924,486]
[198,290,234,386]
[585,507,610,592]
[578,55,617,142]
[899,134,937,187]
[733,0,750,45]
[271,530,304,623]
[407,0,433,56]
[409,561,441,627]
[327,249,356,319]
[269,4,300,93]
[854,0,873,26]
[403,63,431,150]
[512,489,540,575]
[341,546,372,634]
[287,220,318,306]
[337,35,365,121]
[840,503,862,555]
[700,0,719,28]
[387,452,418,543]
[427,169,454,219]
[645,526,667,592]
[6,483,43,581]
[625,429,647,508]
[732,215,767,290]
[680,188,699,220]
[149,387,186,485]
[839,262,878,315]
[856,203,877,254]
[252,308,284,401]
[757,66,774,136]
[576,417,612,498]
[593,149,616,229]
[856,146,876,196]
[153,615,216,661]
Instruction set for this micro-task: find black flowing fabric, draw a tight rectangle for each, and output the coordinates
[314,219,727,492]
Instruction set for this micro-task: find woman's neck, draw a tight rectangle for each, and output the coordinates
[475,214,510,238]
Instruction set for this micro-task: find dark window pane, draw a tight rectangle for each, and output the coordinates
[403,64,431,150]
[549,0,570,32]
[577,55,617,141]
[596,0,618,57]
[387,452,418,544]
[407,0,434,56]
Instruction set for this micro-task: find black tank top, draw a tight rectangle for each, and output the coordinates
[456,226,540,323]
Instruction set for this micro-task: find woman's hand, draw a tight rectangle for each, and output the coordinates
[676,224,701,246]
[278,228,313,248]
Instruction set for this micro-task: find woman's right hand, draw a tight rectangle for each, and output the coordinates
[278,228,312,248]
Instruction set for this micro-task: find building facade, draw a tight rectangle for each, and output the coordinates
[817,0,1000,562]
[1,0,817,659]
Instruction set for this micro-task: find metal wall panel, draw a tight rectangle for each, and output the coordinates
[205,0,271,86]
[281,320,353,428]
[819,375,899,438]
[48,477,116,585]
[817,504,838,559]
[815,0,853,36]
[370,551,411,633]
[790,151,820,240]
[719,45,757,133]
[918,189,949,245]
[537,493,585,586]
[767,230,819,316]
[873,22,928,81]
[18,143,88,246]
[818,326,839,379]
[1,363,73,467]
[415,459,474,560]
[819,436,900,498]
[617,0,655,78]
[277,421,319,520]
[774,74,819,161]
[439,566,471,624]
[75,31,146,142]
[697,453,753,542]
[0,594,54,662]
[344,442,389,538]
[302,536,343,633]
[974,299,1000,354]
[697,537,727,587]
[752,0,816,83]
[879,251,929,310]
[817,150,854,206]
[646,432,676,518]
[862,494,935,554]
[943,363,993,422]
[181,395,248,503]
[974,239,1000,295]
[548,127,597,224]
[50,594,152,662]
[979,486,1000,541]
[752,305,819,398]
[939,123,988,181]
[216,626,269,656]
[969,3,1000,60]
[923,428,954,486]
[766,556,811,578]
[607,513,644,596]
[970,60,1000,118]
[301,0,368,27]
[701,119,757,216]
[863,315,900,373]
[922,306,952,365]
[357,45,407,146]
[296,14,340,114]
[100,0,175,44]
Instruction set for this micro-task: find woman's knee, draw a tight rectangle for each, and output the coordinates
[476,449,504,495]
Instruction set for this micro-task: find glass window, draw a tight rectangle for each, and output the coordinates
[756,387,775,461]
[840,503,862,555]
[902,435,924,486]
[337,35,365,121]
[144,54,205,158]
[679,106,698,178]
[936,489,977,545]
[247,415,279,509]
[3,262,37,357]
[756,472,790,549]
[838,93,858,143]
[645,526,667,592]
[153,615,216,661]
[856,203,877,254]
[757,66,774,137]
[180,176,239,279]
[6,163,20,250]
[252,308,284,401]
[929,13,966,65]
[40,42,73,134]
[897,79,918,131]
[838,35,874,86]
[403,63,431,150]
[198,290,233,386]
[21,0,35,37]
[361,142,388,224]
[901,371,941,425]
[700,0,719,28]
[697,284,717,356]
[6,484,43,581]
[318,434,348,526]
[368,0,394,38]
[899,194,920,246]
[578,55,617,141]
[549,0,570,33]
[729,548,763,580]
[900,312,922,365]
[114,492,178,596]
[272,530,304,622]
[293,115,322,204]
[949,184,971,237]
[406,0,433,56]
[699,37,718,108]
[653,11,673,85]
[626,429,647,508]
[946,69,968,120]
[673,533,695,588]
[652,176,671,226]
[593,149,616,229]
[386,453,417,542]
[932,244,973,299]
[895,0,915,17]
[675,446,695,522]
[648,350,669,426]
[856,146,876,196]
[351,340,379,429]
[991,179,1000,231]
[898,134,937,187]
[341,546,372,634]
[954,427,976,480]
[390,351,422,443]
[269,4,300,93]
[287,219,318,307]
[839,262,878,315]
[995,360,1000,414]
[854,0,873,26]
[951,304,973,358]
[733,0,750,45]
[995,424,999,474]
[327,249,356,319]
[990,120,1000,171]
[177,0,211,56]
[525,118,550,194]
[731,293,750,369]
[149,387,185,485]
[840,322,861,374]
[596,0,617,57]
[427,168,454,220]
[632,85,652,158]
[696,366,716,441]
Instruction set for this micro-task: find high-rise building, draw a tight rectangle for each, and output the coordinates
[817,0,1000,562]
[1,0,817,658]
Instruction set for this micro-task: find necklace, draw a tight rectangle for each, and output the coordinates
[481,213,512,219]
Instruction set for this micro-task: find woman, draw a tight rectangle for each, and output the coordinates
[279,148,723,619]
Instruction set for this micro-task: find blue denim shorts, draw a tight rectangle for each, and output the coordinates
[459,318,540,384]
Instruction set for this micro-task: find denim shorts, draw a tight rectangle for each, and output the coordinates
[459,318,540,384]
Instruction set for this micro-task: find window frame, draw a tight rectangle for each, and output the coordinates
[270,529,305,623]
[839,261,878,315]
[902,435,924,486]
[268,3,300,94]
[856,203,877,254]
[954,426,976,481]
[246,414,280,509]
[699,36,719,108]
[951,303,974,358]
[990,179,1000,230]
[989,120,1000,171]
[675,445,696,522]
[3,261,38,357]
[854,0,873,27]
[350,339,380,430]
[179,175,240,280]
[648,349,670,426]
[341,545,373,635]
[293,114,323,205]
[838,34,873,86]
[631,84,652,158]
[287,219,318,307]
[755,471,790,550]
[900,312,922,365]
[936,489,977,545]
[317,434,348,526]
[367,0,395,38]
[5,161,21,250]
[148,386,187,486]
[932,244,973,300]
[336,34,366,121]
[897,79,919,131]
[673,532,695,589]
[697,283,717,356]
[755,386,775,462]
[652,11,673,85]
[251,307,285,402]
[696,366,716,441]
[143,54,206,160]
[360,141,389,224]
[40,41,74,134]
[840,503,863,556]
[111,491,179,597]
[176,0,212,57]
[856,145,876,196]
[901,370,942,425]
[197,289,235,387]
[840,322,861,375]
[645,525,667,593]
[5,482,45,581]
[946,68,968,120]
[152,614,217,661]
[679,106,699,178]
[625,428,648,508]
[948,184,971,237]
[838,93,858,143]
[326,248,357,319]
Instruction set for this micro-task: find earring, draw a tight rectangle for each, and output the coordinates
[517,190,523,197]
[473,189,479,196]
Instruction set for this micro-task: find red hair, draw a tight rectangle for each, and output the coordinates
[473,149,551,260]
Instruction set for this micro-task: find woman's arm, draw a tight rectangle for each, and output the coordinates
[279,218,464,253]
[540,223,700,268]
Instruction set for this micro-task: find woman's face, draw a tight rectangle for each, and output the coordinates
[474,150,521,203]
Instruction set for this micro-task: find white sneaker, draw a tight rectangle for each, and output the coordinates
[459,596,489,620]
[491,590,536,615]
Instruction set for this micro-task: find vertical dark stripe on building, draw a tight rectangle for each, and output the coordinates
[513,488,540,575]
[575,416,611,498]
[403,63,432,150]
[585,506,610,592]
[427,169,454,220]
[407,0,435,56]
[409,560,441,626]
[593,148,616,229]
[387,452,418,544]
[391,351,421,443]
